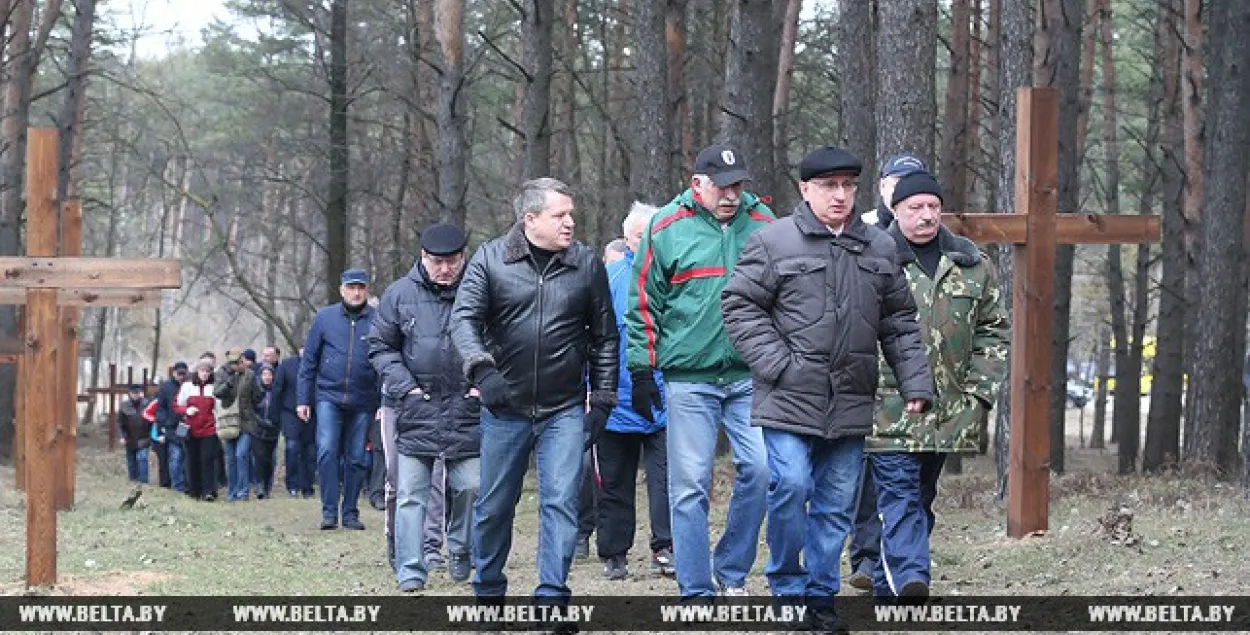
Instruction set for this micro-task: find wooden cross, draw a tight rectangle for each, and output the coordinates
[0,127,181,587]
[935,88,1161,537]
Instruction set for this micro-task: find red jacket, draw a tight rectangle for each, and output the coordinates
[175,380,218,438]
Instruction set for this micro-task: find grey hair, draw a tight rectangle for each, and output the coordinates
[622,201,659,236]
[514,177,573,222]
[603,238,627,257]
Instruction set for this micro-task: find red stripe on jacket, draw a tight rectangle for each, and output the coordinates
[637,246,659,367]
[650,208,695,235]
[670,266,728,285]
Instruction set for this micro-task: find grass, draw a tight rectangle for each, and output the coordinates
[1,411,1248,600]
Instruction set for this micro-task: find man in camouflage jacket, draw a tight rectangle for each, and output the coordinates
[865,171,1009,598]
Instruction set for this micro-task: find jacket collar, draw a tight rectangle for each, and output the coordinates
[407,261,460,300]
[887,223,981,267]
[673,188,763,225]
[337,301,373,319]
[792,202,874,246]
[502,222,579,268]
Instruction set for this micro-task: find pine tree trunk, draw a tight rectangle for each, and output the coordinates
[1179,0,1203,449]
[877,0,937,165]
[667,0,689,184]
[1091,328,1110,449]
[433,0,468,226]
[629,0,672,204]
[940,0,971,211]
[838,0,876,214]
[521,0,555,180]
[992,0,1031,497]
[1144,0,1186,473]
[1035,0,1086,475]
[1187,0,1250,478]
[770,0,801,214]
[718,0,780,199]
[325,0,350,303]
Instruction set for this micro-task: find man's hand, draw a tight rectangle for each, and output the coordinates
[185,406,199,417]
[157,435,166,444]
[630,370,662,423]
[584,404,611,451]
[474,367,514,413]
[297,405,310,422]
[903,398,928,414]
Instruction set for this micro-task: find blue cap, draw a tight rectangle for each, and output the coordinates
[242,349,257,362]
[340,269,370,286]
[880,153,928,179]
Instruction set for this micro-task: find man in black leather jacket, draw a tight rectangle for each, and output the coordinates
[451,177,618,602]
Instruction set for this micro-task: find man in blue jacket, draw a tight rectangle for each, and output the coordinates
[298,269,381,530]
[275,349,314,498]
[596,202,674,581]
[154,362,188,492]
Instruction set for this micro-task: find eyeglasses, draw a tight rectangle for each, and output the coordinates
[808,180,859,193]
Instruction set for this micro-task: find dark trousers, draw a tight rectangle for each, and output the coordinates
[853,452,946,576]
[185,436,220,498]
[368,415,386,503]
[578,439,599,541]
[251,436,279,496]
[154,441,171,488]
[285,436,318,494]
[595,429,672,557]
[869,452,947,595]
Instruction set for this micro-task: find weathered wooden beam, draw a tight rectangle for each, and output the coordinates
[57,198,83,511]
[0,337,92,357]
[944,212,1161,244]
[1007,88,1058,538]
[0,287,163,307]
[0,257,181,289]
[25,126,58,588]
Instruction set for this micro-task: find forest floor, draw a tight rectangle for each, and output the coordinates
[0,403,1247,629]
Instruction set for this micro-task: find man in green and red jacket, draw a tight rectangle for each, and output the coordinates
[625,144,774,599]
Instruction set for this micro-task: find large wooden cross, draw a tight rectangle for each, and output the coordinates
[936,88,1161,537]
[1,127,181,587]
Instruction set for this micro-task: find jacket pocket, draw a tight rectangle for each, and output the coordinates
[854,257,892,326]
[840,352,881,397]
[774,257,828,331]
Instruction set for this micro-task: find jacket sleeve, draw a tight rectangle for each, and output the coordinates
[271,363,287,410]
[368,287,418,399]
[963,263,1011,406]
[450,247,494,379]
[878,252,936,405]
[721,233,792,383]
[586,257,620,407]
[625,220,669,372]
[297,314,324,407]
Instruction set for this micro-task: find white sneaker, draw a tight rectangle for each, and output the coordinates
[718,585,749,597]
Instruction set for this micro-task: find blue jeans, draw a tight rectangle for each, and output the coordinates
[395,454,480,586]
[125,447,150,483]
[871,451,945,596]
[473,404,584,600]
[285,436,318,494]
[763,429,864,598]
[315,401,371,523]
[168,439,187,492]
[223,434,251,500]
[665,379,767,597]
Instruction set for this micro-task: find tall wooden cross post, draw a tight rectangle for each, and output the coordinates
[1,127,181,587]
[939,87,1161,537]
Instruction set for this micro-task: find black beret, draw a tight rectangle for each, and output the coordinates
[799,146,863,181]
[421,223,468,256]
[890,171,944,208]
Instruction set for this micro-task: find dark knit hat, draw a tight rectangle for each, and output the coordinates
[890,171,944,208]
[173,361,188,372]
[799,146,863,181]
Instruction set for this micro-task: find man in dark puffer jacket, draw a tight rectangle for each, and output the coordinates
[369,223,480,593]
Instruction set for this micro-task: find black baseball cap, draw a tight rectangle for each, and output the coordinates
[694,144,751,187]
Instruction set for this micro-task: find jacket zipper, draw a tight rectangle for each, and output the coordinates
[344,316,355,406]
[532,261,550,421]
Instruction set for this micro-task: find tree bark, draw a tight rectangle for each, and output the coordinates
[433,0,467,227]
[992,0,1031,497]
[521,0,555,180]
[965,0,983,206]
[1091,327,1110,448]
[838,0,876,214]
[1034,0,1085,475]
[552,0,580,188]
[1187,0,1250,478]
[770,0,801,214]
[325,0,350,304]
[877,0,937,167]
[629,0,673,204]
[939,0,971,211]
[1144,0,1185,473]
[667,0,689,184]
[1179,0,1203,446]
[718,0,781,199]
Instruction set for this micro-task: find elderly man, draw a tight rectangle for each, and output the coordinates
[721,146,933,627]
[862,153,928,228]
[370,223,480,593]
[451,177,617,603]
[866,171,1009,598]
[298,269,380,531]
[626,144,774,599]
